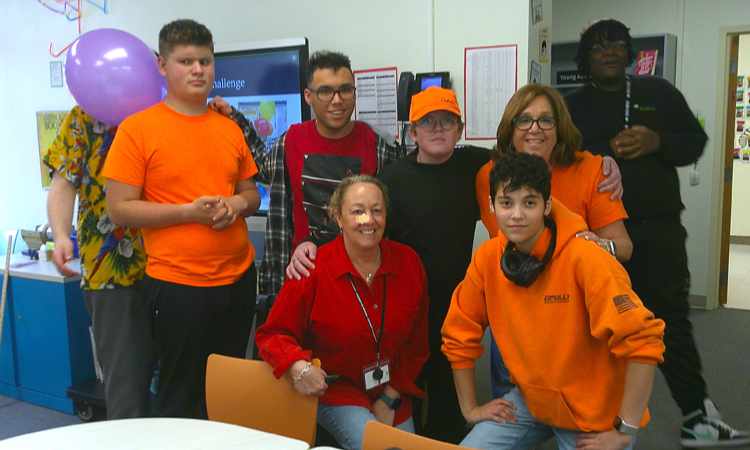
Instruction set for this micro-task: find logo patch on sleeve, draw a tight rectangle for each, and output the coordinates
[613,294,638,314]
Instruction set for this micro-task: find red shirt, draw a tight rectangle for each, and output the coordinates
[284,121,378,248]
[255,235,429,425]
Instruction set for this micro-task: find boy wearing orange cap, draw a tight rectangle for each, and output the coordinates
[378,86,490,443]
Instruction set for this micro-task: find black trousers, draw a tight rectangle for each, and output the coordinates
[144,265,256,418]
[419,350,466,444]
[624,217,707,415]
[416,290,466,445]
[84,285,155,419]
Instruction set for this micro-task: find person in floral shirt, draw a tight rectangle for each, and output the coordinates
[44,105,154,419]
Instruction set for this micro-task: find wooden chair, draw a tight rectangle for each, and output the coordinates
[205,353,318,445]
[362,420,474,450]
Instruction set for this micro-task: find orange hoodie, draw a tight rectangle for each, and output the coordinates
[441,198,664,432]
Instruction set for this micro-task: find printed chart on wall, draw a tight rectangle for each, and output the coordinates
[354,67,398,142]
[36,110,69,189]
[464,45,517,140]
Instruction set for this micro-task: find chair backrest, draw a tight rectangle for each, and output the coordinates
[362,420,474,450]
[205,354,318,445]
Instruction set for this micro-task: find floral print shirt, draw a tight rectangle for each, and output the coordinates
[43,106,145,289]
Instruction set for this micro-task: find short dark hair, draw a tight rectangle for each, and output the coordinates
[158,19,214,58]
[490,152,551,202]
[575,19,634,76]
[307,51,352,86]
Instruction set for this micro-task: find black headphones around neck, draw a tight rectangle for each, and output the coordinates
[500,217,557,287]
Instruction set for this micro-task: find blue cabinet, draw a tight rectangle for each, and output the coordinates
[0,257,94,414]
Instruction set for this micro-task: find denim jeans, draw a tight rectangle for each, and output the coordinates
[317,404,415,450]
[489,334,515,399]
[461,388,636,450]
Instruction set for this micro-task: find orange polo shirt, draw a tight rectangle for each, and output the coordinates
[476,151,628,236]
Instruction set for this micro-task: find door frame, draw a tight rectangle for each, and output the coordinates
[711,26,750,308]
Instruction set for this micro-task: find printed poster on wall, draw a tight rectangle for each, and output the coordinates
[36,110,69,189]
[353,67,399,142]
[634,50,658,76]
[464,44,517,140]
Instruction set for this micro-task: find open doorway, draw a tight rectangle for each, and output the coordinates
[719,32,750,310]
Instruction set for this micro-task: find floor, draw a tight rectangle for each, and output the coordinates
[728,243,750,310]
[2,308,749,449]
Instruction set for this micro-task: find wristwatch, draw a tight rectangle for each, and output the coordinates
[378,393,402,410]
[606,239,617,257]
[613,416,639,437]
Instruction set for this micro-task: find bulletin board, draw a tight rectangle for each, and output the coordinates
[36,111,69,188]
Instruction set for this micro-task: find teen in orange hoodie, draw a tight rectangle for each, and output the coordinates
[442,152,665,450]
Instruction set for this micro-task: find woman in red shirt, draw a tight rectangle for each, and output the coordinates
[255,175,429,450]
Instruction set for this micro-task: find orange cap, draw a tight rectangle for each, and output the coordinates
[409,87,462,123]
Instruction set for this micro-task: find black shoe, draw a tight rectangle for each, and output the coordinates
[680,400,750,448]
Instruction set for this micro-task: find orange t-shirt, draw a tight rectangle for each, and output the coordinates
[476,151,628,237]
[103,102,257,287]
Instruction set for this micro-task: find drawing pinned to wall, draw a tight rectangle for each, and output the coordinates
[532,0,543,25]
[538,27,549,63]
[40,0,110,57]
[737,89,744,103]
[739,75,745,87]
[36,111,69,188]
[530,61,542,84]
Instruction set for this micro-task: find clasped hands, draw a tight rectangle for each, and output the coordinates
[188,195,240,230]
[609,125,660,160]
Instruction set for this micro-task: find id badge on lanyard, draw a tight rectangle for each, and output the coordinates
[349,275,389,391]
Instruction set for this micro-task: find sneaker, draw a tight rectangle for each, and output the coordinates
[681,406,750,448]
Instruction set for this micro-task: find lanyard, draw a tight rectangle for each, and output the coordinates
[348,274,387,363]
[624,75,632,129]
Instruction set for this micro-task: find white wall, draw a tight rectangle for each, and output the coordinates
[0,0,530,249]
[553,0,750,307]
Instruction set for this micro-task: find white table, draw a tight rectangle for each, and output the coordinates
[0,418,310,450]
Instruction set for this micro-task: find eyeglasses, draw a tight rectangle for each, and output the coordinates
[415,115,460,130]
[590,40,627,53]
[512,115,556,131]
[309,84,356,102]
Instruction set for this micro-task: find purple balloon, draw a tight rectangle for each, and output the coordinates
[65,28,163,126]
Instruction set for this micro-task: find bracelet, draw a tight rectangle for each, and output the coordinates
[292,361,312,382]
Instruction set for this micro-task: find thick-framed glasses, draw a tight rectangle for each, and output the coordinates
[590,40,627,53]
[415,115,459,130]
[512,115,556,131]
[309,84,356,102]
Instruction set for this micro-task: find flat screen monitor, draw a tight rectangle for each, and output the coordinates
[211,38,310,215]
[420,75,444,90]
[415,71,451,91]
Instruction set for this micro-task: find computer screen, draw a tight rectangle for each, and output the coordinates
[420,76,444,90]
[211,38,310,215]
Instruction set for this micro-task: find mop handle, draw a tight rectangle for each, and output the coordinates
[0,235,13,345]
